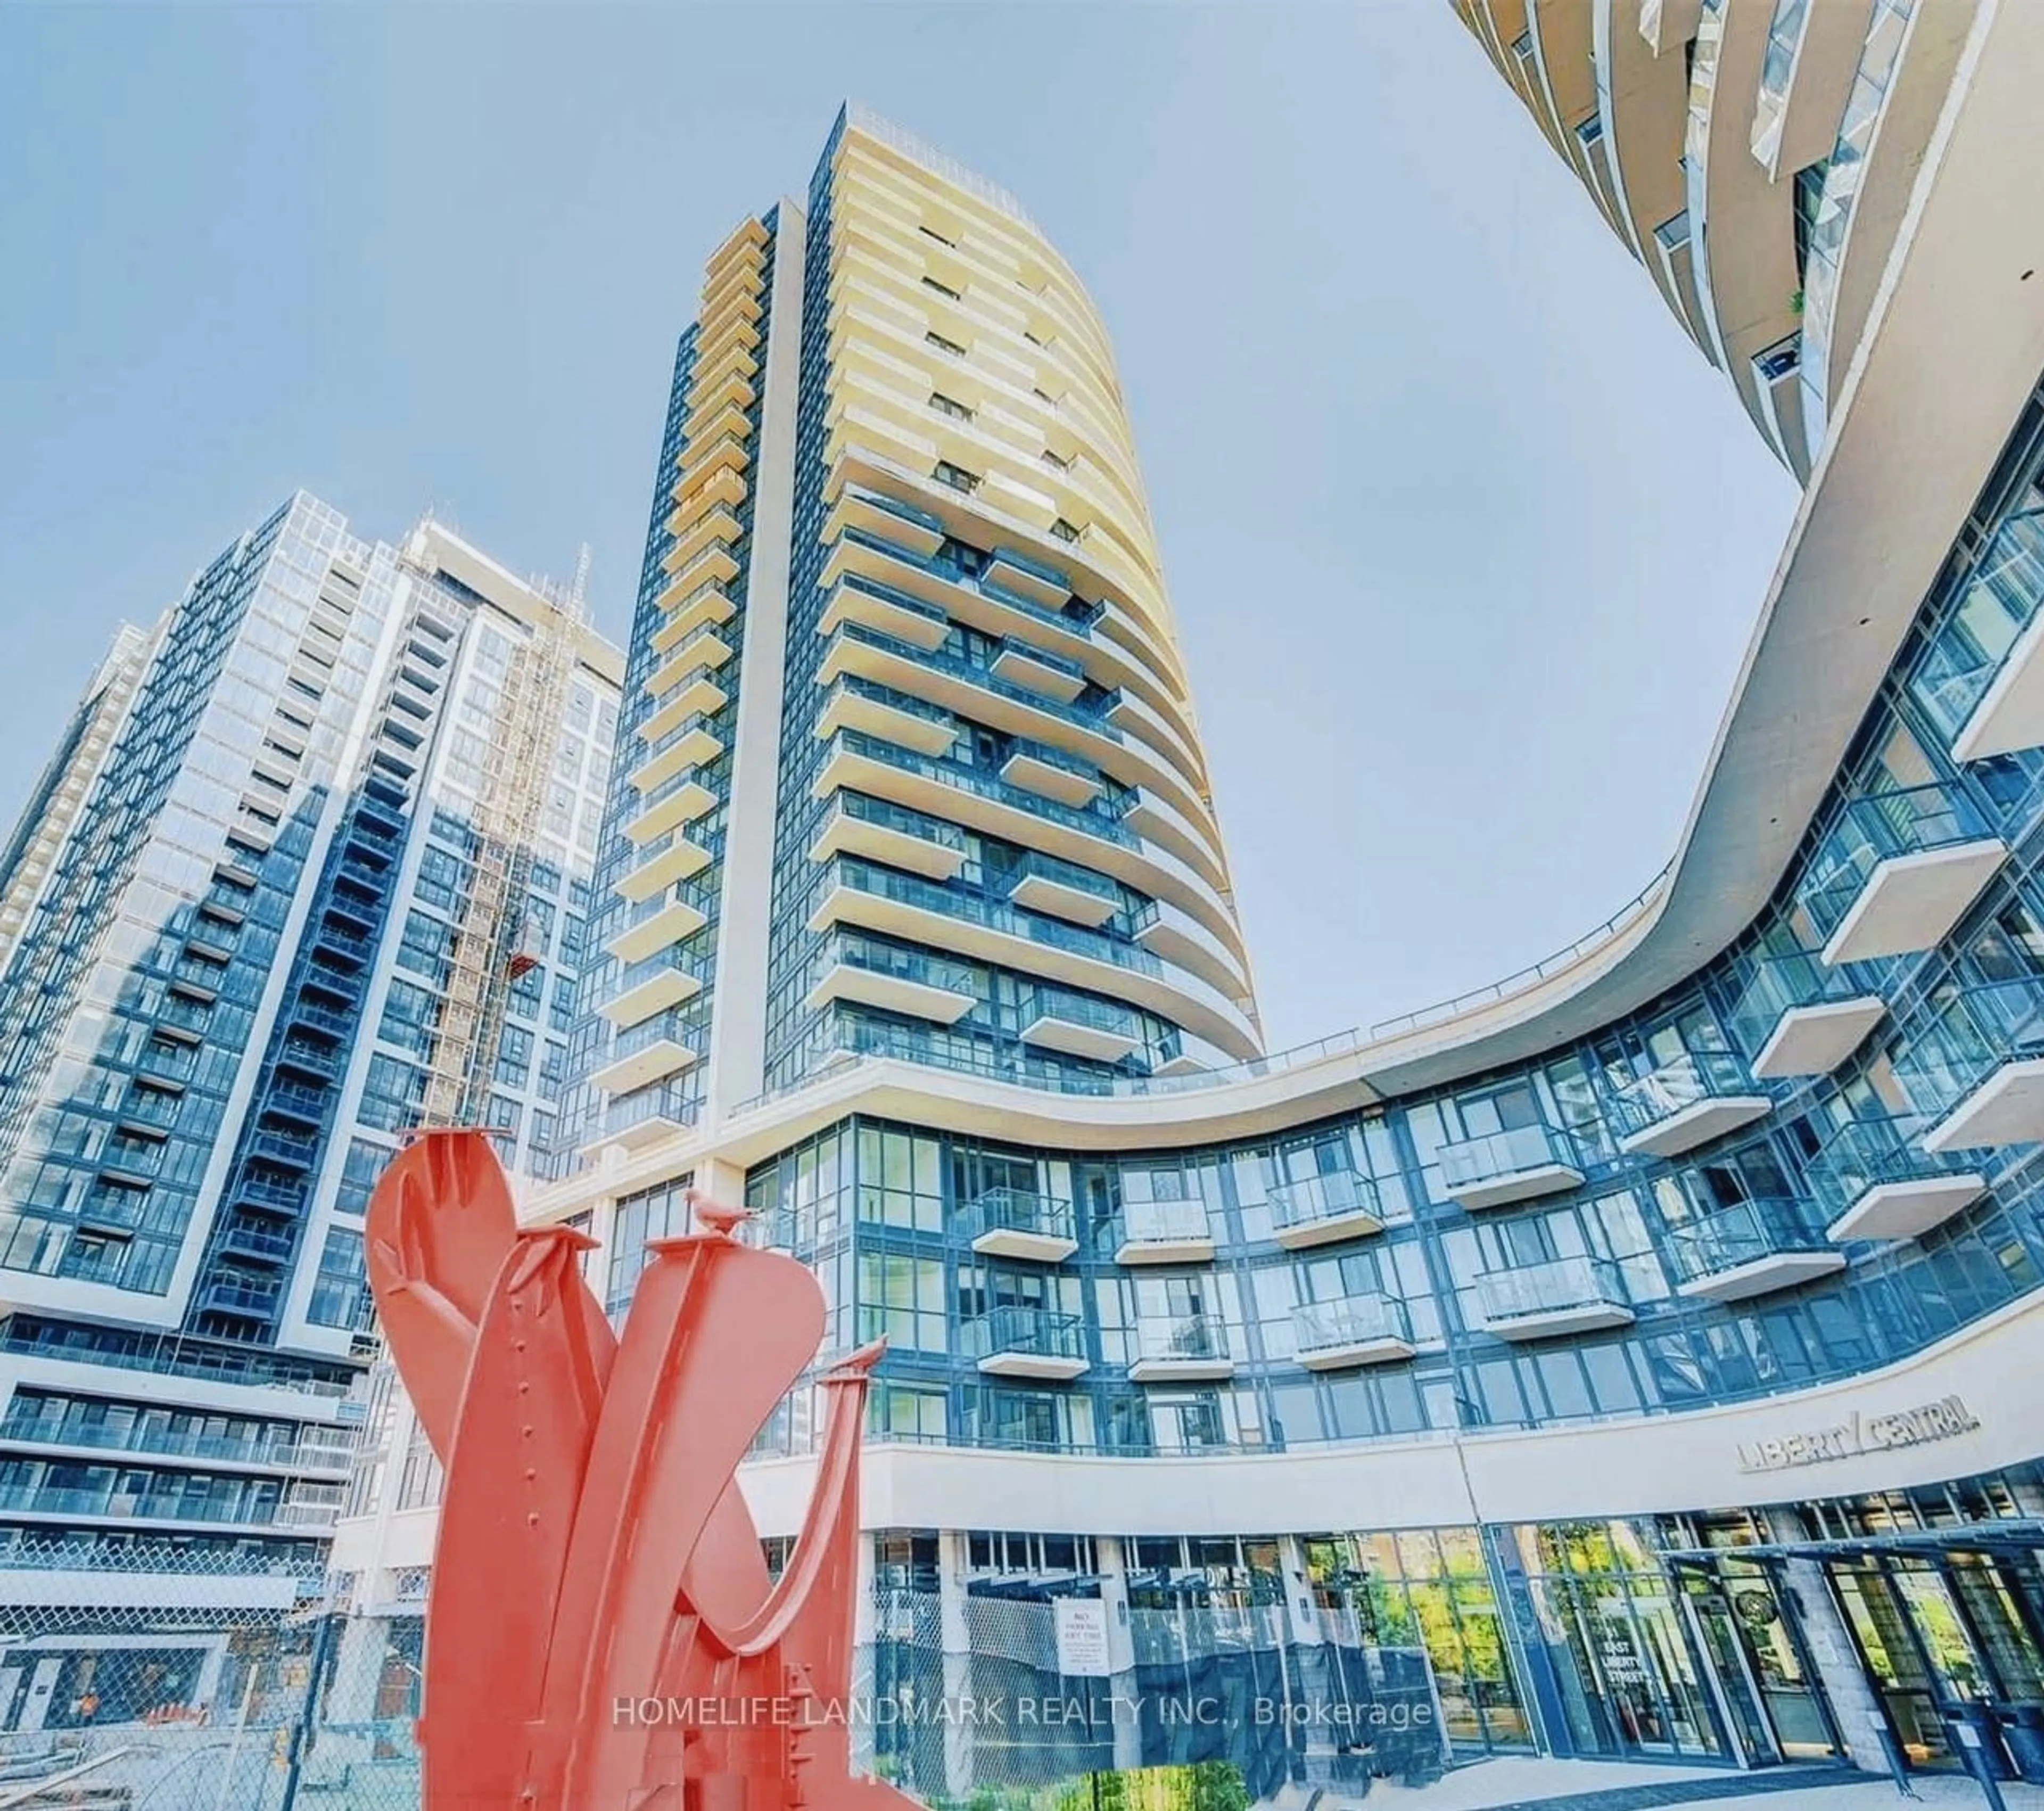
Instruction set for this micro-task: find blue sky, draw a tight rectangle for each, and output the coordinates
[0,2,1798,1051]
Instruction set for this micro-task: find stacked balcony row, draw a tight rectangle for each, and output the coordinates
[599,219,771,1129]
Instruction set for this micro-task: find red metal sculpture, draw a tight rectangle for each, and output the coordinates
[366,1127,918,1811]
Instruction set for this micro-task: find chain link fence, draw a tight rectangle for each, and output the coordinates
[0,1543,418,1810]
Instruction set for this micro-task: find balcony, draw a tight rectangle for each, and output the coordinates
[806,858,1261,1060]
[601,1083,696,1151]
[814,676,958,758]
[640,676,730,750]
[963,1307,1089,1380]
[1909,506,2044,762]
[1020,991,1144,1063]
[1612,1051,1771,1159]
[220,1223,296,1265]
[650,580,736,652]
[199,1279,283,1320]
[1670,1200,1847,1303]
[1800,785,2007,966]
[1809,1117,1988,1242]
[619,831,713,903]
[818,571,952,653]
[1114,1196,1213,1265]
[991,640,1087,704]
[825,484,946,559]
[600,962,704,1031]
[1437,1123,1585,1211]
[1001,744,1102,808]
[1128,1314,1232,1382]
[1266,1168,1386,1250]
[247,1131,317,1171]
[607,895,710,966]
[958,1188,1078,1263]
[590,1031,699,1098]
[1474,1256,1635,1341]
[809,793,967,883]
[1728,952,1887,1080]
[804,942,977,1025]
[234,1175,307,1216]
[1003,851,1122,928]
[1916,979,2044,1154]
[1290,1296,1414,1370]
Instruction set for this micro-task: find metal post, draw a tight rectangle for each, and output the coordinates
[1947,1707,2010,1811]
[278,1610,341,1811]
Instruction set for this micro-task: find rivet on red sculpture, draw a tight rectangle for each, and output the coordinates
[366,1127,921,1811]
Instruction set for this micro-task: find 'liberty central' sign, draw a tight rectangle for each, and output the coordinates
[1735,1395,1981,1475]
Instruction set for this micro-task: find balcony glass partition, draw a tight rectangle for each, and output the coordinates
[1667,1199,1831,1286]
[1438,1124,1582,1193]
[1291,1294,1411,1355]
[1797,784,1997,942]
[1267,1168,1384,1236]
[1475,1256,1628,1324]
[1609,1050,1759,1140]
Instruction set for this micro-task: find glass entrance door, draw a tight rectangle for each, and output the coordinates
[1831,1560,1963,1768]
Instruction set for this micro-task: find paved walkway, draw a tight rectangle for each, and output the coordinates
[1295,1757,2044,1811]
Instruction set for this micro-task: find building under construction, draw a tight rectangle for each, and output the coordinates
[0,495,621,1636]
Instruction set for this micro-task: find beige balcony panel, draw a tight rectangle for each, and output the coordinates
[804,961,976,1026]
[591,1039,698,1099]
[599,966,704,1030]
[606,896,708,966]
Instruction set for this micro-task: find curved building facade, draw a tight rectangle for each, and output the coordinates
[336,46,2044,1798]
[1453,0,1993,479]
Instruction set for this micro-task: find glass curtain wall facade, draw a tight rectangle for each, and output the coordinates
[0,496,620,1595]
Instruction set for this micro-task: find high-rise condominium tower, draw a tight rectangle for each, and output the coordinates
[0,495,619,1592]
[550,105,1262,1196]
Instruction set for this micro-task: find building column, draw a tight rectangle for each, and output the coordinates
[1094,1535,1144,1772]
[850,1534,878,1775]
[1763,1512,1891,1776]
[324,1615,389,1725]
[936,1530,975,1797]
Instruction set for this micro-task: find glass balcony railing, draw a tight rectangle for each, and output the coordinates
[814,936,979,1004]
[1266,1168,1384,1239]
[199,1280,283,1319]
[1003,850,1125,914]
[1609,1050,1762,1141]
[819,791,968,859]
[819,673,957,736]
[1727,952,1873,1055]
[1134,1314,1229,1367]
[1806,1115,1985,1229]
[603,1084,698,1141]
[826,731,1136,847]
[1025,989,1146,1042]
[1909,507,2044,743]
[1117,1196,1211,1250]
[1667,1199,1834,1289]
[961,1307,1086,1366]
[1891,977,2044,1119]
[1475,1256,1629,1328]
[1436,1123,1583,1197]
[824,859,1164,981]
[958,1188,1077,1248]
[1291,1294,1411,1357]
[0,1414,351,1471]
[1798,783,1998,942]
[833,622,1123,741]
[234,1175,306,1215]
